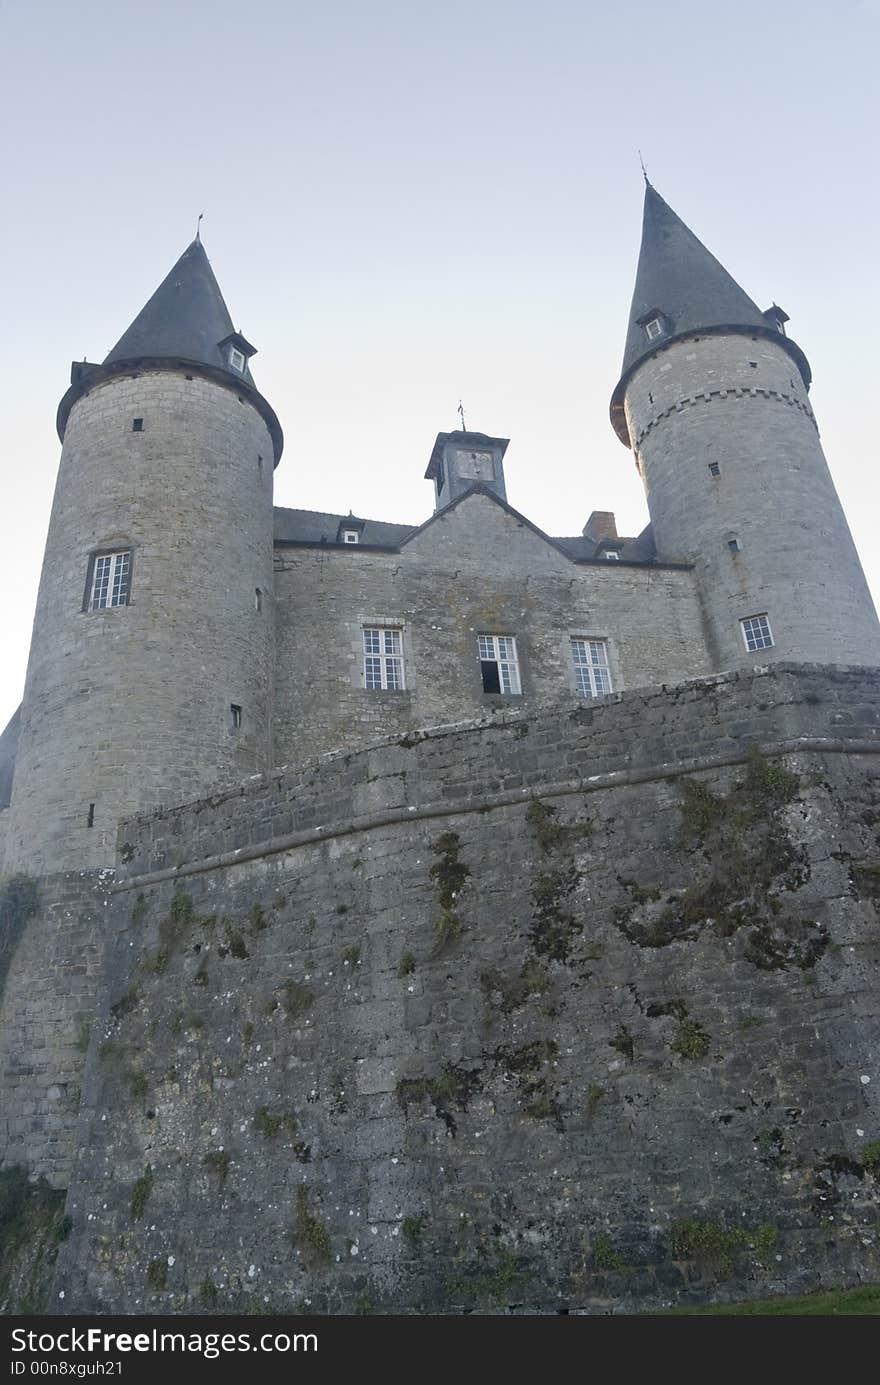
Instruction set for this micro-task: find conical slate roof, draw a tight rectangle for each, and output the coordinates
[620,184,768,378]
[104,238,255,384]
[610,183,811,444]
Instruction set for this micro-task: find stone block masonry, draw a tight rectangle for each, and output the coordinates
[0,871,114,1187]
[51,664,880,1313]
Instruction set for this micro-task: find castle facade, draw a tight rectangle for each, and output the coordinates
[1,183,877,875]
[2,188,880,1316]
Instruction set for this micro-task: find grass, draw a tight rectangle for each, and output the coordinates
[653,1284,880,1315]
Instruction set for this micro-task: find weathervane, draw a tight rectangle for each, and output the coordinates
[457,399,467,432]
[638,150,649,185]
[195,212,204,241]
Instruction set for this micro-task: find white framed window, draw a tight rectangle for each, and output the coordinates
[604,550,620,561]
[86,550,131,611]
[644,317,663,341]
[741,613,774,652]
[343,530,360,544]
[478,633,520,694]
[229,346,246,373]
[571,638,612,698]
[363,627,404,690]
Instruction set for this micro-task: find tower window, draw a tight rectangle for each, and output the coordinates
[342,530,360,544]
[644,318,663,341]
[229,346,246,373]
[132,418,144,432]
[741,614,774,652]
[230,704,243,730]
[86,803,95,828]
[749,361,758,369]
[363,627,404,690]
[727,537,741,554]
[478,634,520,695]
[571,639,612,699]
[255,588,262,612]
[85,549,131,611]
[708,461,721,478]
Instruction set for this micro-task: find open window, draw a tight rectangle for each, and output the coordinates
[478,634,520,694]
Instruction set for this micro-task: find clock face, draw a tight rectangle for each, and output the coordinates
[456,449,494,481]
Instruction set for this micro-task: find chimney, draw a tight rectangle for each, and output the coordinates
[583,511,618,543]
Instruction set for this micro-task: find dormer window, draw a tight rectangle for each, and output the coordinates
[219,331,257,375]
[337,518,365,545]
[762,304,789,337]
[637,308,668,343]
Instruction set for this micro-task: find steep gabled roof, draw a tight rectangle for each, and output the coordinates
[104,238,255,384]
[610,184,811,445]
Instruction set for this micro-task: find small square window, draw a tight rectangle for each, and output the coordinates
[343,530,360,544]
[132,418,144,432]
[708,461,721,477]
[478,633,520,695]
[727,537,741,553]
[741,614,774,652]
[644,318,663,341]
[363,627,404,690]
[85,549,132,611]
[230,703,243,729]
[571,638,612,699]
[229,347,246,373]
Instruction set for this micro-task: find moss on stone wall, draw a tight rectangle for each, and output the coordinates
[0,1167,69,1314]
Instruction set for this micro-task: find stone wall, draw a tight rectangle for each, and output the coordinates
[273,488,711,767]
[53,664,880,1313]
[0,871,113,1187]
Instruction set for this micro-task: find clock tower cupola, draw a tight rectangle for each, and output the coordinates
[424,429,509,512]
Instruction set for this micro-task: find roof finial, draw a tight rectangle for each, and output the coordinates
[457,398,467,432]
[638,150,649,186]
[195,212,204,242]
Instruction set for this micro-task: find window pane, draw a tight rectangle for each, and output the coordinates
[571,638,612,698]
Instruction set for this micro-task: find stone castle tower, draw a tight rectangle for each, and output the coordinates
[611,184,880,671]
[3,240,283,874]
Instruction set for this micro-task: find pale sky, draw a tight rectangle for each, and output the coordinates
[2,0,878,730]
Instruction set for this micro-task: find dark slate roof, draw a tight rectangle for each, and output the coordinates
[0,704,20,810]
[554,526,655,562]
[273,493,669,569]
[103,238,256,385]
[618,524,657,562]
[610,184,811,445]
[554,535,598,560]
[620,184,768,378]
[273,507,416,548]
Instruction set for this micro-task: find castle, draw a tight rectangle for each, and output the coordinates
[1,186,879,1315]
